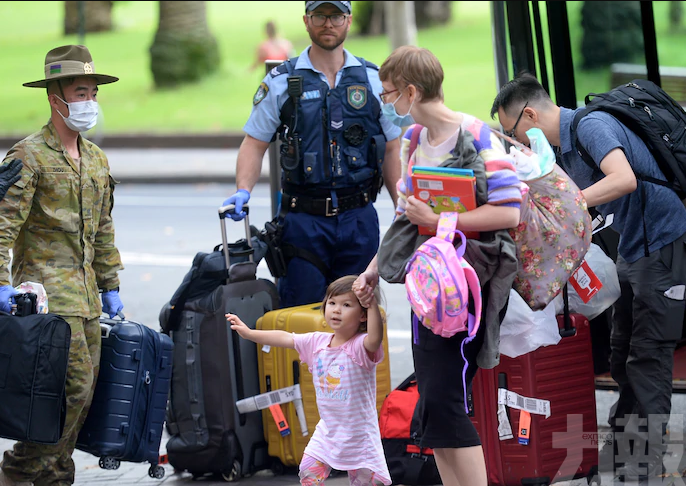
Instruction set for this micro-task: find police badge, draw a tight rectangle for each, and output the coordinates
[253,82,269,105]
[347,85,367,109]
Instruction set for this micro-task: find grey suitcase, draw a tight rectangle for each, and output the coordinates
[160,204,279,481]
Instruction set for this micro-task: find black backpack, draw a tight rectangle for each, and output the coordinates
[378,373,442,486]
[160,234,267,334]
[571,79,686,199]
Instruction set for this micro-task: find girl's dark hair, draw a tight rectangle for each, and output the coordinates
[321,275,385,333]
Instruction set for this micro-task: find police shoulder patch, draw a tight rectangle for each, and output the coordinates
[347,85,367,109]
[253,82,269,105]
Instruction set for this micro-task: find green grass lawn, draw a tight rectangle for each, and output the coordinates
[0,1,684,138]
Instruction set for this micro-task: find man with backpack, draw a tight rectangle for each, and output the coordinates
[491,72,686,484]
[221,0,402,308]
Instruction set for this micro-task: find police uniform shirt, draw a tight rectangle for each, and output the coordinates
[244,47,402,143]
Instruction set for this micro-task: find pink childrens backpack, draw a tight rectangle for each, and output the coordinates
[404,212,482,412]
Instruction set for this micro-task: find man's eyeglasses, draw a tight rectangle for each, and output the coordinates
[505,101,529,138]
[307,13,349,27]
[379,89,399,104]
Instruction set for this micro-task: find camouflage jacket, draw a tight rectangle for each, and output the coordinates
[0,121,123,318]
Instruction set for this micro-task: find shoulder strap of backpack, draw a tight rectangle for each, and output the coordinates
[396,372,417,391]
[570,108,602,174]
[463,262,482,338]
[435,211,459,242]
[164,253,213,334]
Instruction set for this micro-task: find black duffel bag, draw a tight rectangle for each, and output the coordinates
[0,311,71,444]
[161,233,267,334]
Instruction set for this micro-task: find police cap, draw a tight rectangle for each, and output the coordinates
[305,1,352,14]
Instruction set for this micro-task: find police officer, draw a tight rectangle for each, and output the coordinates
[0,45,125,486]
[223,1,402,308]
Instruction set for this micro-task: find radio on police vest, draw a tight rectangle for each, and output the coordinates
[280,75,304,172]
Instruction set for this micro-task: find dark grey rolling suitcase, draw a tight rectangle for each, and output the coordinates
[160,204,279,481]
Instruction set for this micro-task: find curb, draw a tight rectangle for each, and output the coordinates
[113,174,272,185]
[0,132,246,150]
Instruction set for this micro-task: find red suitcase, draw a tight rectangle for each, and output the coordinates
[471,298,600,486]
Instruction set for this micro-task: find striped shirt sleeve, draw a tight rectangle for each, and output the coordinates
[463,117,523,209]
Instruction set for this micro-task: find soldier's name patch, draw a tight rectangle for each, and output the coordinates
[42,167,69,173]
[347,86,367,109]
[300,90,321,100]
[253,82,269,105]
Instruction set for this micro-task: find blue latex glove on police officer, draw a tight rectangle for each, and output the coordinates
[102,289,124,318]
[222,189,250,222]
[0,285,18,314]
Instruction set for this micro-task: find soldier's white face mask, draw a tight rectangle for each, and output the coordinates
[55,95,98,132]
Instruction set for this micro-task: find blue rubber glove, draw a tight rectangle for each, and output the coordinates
[0,285,18,314]
[222,189,250,221]
[102,289,124,318]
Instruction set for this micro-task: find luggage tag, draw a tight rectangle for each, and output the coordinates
[269,404,291,436]
[518,410,531,445]
[569,261,603,303]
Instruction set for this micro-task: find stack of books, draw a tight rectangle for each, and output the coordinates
[410,166,478,238]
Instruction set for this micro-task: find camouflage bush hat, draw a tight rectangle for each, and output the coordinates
[23,44,119,88]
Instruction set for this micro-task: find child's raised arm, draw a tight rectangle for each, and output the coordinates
[361,297,383,355]
[226,313,295,349]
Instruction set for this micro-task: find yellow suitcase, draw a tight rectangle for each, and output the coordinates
[255,302,392,472]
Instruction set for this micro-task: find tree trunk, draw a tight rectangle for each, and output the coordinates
[669,1,683,33]
[368,1,386,36]
[64,1,113,35]
[149,1,220,89]
[385,1,418,51]
[414,1,452,28]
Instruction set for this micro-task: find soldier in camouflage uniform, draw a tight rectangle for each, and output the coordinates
[0,45,125,486]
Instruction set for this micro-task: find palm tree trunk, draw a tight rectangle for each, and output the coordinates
[149,1,220,88]
[385,1,418,50]
[64,1,113,35]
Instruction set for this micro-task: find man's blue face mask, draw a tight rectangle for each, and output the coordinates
[382,91,415,128]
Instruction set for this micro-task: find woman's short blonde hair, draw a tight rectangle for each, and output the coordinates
[379,45,444,102]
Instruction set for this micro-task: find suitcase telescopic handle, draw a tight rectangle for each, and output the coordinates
[559,284,577,338]
[218,204,253,279]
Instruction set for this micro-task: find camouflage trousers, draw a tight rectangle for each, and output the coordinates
[1,316,101,486]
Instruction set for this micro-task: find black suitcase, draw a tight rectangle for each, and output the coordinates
[160,204,279,481]
[75,317,173,479]
[0,312,71,444]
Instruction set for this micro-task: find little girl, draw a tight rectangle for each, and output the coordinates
[226,275,391,486]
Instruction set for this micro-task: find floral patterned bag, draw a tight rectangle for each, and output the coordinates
[511,163,592,310]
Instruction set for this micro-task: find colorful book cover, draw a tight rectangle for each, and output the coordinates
[411,171,479,238]
[412,166,475,178]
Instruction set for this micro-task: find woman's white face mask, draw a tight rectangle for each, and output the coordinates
[55,95,98,133]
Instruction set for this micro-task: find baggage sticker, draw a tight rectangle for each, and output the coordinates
[518,410,531,445]
[569,260,603,303]
[269,403,291,436]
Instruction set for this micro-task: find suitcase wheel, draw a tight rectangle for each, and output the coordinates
[149,464,166,479]
[98,457,120,470]
[587,465,601,486]
[221,460,241,482]
[270,459,285,476]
